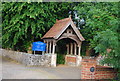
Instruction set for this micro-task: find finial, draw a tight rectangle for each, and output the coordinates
[56,19,59,22]
[69,15,71,18]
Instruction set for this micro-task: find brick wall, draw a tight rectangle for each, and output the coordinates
[65,55,82,67]
[95,65,117,79]
[81,58,117,79]
[66,56,76,63]
[65,55,76,66]
[81,59,97,79]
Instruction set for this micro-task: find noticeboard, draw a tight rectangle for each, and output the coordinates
[32,41,46,51]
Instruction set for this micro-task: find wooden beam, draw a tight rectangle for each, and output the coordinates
[42,51,44,55]
[52,41,56,54]
[70,43,73,55]
[74,43,76,55]
[78,46,80,56]
[78,42,82,56]
[49,41,51,53]
[46,40,48,53]
[42,40,47,54]
[66,44,69,55]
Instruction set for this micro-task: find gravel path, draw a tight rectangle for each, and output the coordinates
[1,56,81,79]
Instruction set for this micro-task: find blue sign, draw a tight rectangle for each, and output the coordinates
[32,41,46,51]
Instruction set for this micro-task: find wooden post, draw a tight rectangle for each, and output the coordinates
[78,42,82,56]
[42,51,44,55]
[70,43,73,55]
[49,41,51,53]
[52,41,56,54]
[43,40,46,53]
[66,44,69,55]
[46,40,48,53]
[74,43,76,55]
[78,46,80,56]
[33,51,35,55]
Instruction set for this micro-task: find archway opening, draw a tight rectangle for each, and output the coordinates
[56,38,77,65]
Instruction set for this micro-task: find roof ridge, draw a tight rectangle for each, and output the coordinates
[42,17,85,41]
[57,17,71,22]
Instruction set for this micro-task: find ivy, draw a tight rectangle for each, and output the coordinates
[2,2,72,51]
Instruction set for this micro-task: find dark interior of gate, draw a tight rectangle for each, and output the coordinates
[56,38,76,65]
[56,26,80,66]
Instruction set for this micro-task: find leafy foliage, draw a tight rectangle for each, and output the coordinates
[74,2,119,43]
[2,2,72,51]
[75,2,120,78]
[57,53,65,64]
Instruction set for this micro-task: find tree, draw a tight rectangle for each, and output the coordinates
[75,2,119,78]
[74,2,119,54]
[2,2,72,52]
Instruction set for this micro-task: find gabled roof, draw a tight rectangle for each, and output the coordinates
[42,17,85,41]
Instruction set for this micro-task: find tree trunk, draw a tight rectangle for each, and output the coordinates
[27,44,32,54]
[27,37,34,54]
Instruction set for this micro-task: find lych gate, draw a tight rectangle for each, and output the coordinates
[42,16,85,67]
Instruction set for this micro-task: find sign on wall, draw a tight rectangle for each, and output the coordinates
[32,41,46,51]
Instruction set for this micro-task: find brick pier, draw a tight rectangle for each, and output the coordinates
[81,58,118,79]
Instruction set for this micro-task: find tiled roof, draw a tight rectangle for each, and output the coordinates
[42,18,71,39]
[42,17,85,41]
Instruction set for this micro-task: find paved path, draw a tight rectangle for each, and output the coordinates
[1,56,81,79]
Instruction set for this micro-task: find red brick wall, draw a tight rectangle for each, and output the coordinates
[65,55,77,66]
[81,58,117,79]
[66,56,76,63]
[81,59,97,79]
[95,65,117,79]
[65,56,76,63]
